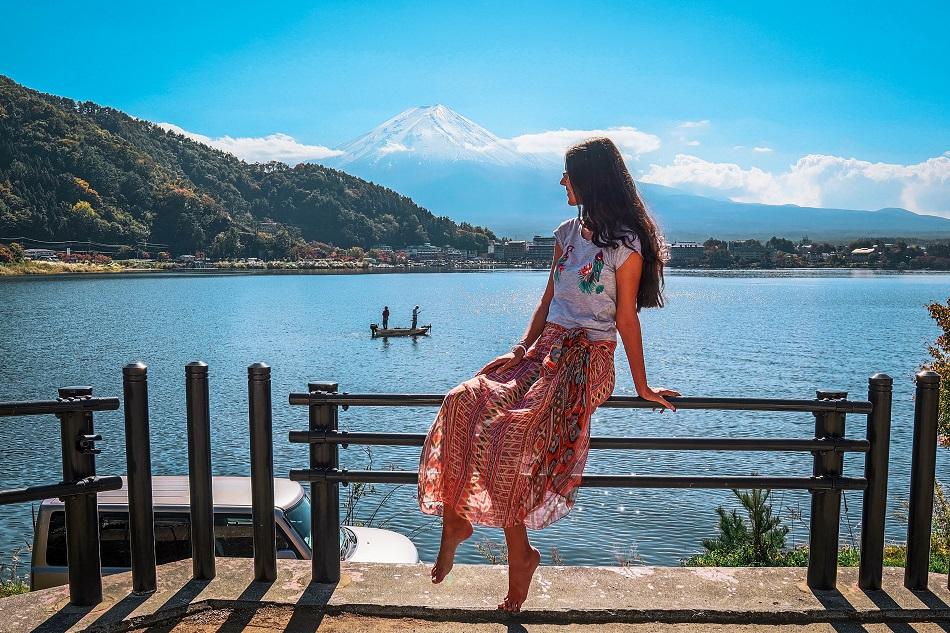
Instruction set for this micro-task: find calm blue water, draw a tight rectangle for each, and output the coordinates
[0,269,947,566]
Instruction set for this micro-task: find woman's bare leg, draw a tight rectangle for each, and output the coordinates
[499,523,541,612]
[431,503,473,583]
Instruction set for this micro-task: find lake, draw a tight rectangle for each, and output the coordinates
[0,269,948,567]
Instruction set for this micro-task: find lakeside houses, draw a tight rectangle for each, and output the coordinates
[3,235,950,272]
[668,242,704,266]
[405,243,478,263]
[529,235,557,262]
[23,248,58,262]
[851,247,878,263]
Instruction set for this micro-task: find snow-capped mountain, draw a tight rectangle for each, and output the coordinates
[321,106,950,240]
[330,105,532,168]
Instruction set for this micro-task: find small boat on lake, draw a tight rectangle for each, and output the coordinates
[370,323,431,338]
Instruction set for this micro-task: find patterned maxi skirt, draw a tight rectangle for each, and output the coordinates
[417,322,616,529]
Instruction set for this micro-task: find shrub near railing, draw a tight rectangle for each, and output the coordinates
[0,547,31,597]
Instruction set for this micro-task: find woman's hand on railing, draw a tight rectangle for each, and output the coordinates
[638,386,680,412]
[477,349,525,376]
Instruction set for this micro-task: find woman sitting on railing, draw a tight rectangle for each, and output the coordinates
[418,137,678,612]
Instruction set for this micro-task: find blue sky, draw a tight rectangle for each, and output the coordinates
[3,1,949,214]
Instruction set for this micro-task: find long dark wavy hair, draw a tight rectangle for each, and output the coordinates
[565,137,666,309]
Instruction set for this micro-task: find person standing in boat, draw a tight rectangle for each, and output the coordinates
[418,137,678,613]
[411,305,421,330]
[382,306,390,330]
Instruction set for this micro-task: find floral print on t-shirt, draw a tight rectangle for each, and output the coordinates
[577,251,605,294]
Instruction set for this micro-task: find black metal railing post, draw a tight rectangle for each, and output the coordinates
[905,370,941,590]
[186,361,215,580]
[122,362,157,594]
[56,386,103,606]
[859,373,893,590]
[249,362,276,582]
[308,381,340,584]
[807,389,847,590]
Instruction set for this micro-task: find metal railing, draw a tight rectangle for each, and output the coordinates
[286,375,894,591]
[0,388,122,606]
[2,364,942,606]
[904,370,943,590]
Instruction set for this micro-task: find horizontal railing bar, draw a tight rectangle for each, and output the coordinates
[289,392,873,414]
[289,468,867,491]
[0,397,121,417]
[0,475,123,506]
[288,430,870,453]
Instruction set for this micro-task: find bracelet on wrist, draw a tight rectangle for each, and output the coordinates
[511,343,528,355]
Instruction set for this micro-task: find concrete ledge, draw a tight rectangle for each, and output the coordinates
[1,559,949,632]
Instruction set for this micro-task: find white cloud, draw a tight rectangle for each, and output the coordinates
[508,126,661,159]
[685,140,701,147]
[640,152,950,216]
[158,123,343,164]
[753,146,774,153]
[678,120,710,129]
[379,141,411,155]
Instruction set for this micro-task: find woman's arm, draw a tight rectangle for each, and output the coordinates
[477,243,562,375]
[615,252,679,411]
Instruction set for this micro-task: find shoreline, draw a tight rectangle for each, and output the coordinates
[3,262,950,281]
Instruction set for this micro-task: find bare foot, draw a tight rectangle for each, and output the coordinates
[430,514,473,583]
[498,546,541,612]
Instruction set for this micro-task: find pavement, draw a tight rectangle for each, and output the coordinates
[1,560,949,632]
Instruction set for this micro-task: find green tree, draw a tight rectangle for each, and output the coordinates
[210,228,242,260]
[0,75,495,255]
[7,242,23,261]
[766,236,796,253]
[698,489,788,566]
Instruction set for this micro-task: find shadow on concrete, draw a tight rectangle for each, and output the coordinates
[505,623,529,633]
[860,588,919,633]
[282,581,337,633]
[159,577,212,612]
[810,588,869,633]
[909,589,950,632]
[83,590,152,631]
[127,579,213,633]
[214,579,274,632]
[31,603,94,633]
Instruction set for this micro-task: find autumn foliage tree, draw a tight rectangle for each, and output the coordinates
[927,296,950,445]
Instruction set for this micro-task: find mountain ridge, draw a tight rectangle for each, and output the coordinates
[0,77,495,255]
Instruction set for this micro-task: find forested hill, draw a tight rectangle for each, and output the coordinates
[0,76,495,256]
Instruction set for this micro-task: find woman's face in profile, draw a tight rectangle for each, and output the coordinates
[560,170,578,206]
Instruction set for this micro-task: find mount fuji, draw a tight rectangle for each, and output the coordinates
[332,105,533,168]
[321,106,950,241]
[322,105,573,236]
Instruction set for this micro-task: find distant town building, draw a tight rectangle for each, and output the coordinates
[502,240,528,261]
[405,243,476,263]
[668,242,704,266]
[24,248,58,261]
[727,240,767,260]
[528,235,556,262]
[407,243,442,261]
[850,247,877,262]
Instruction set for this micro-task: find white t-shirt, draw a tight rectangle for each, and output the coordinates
[547,217,641,341]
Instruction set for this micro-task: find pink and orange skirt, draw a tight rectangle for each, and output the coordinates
[418,322,616,529]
